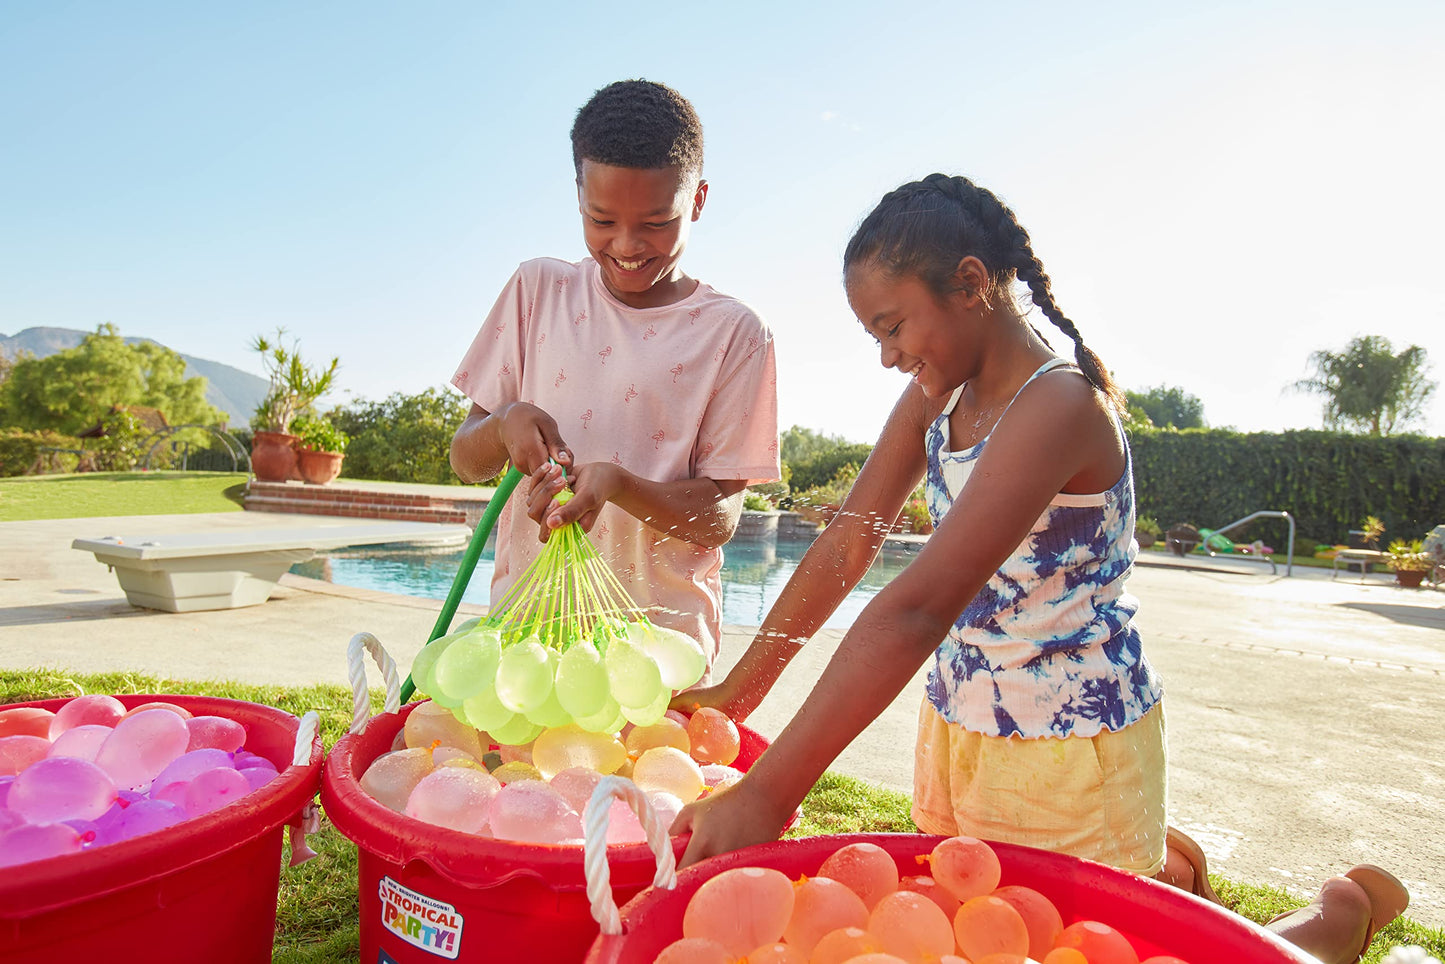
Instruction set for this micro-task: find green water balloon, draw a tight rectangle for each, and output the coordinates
[572,694,625,735]
[433,628,502,702]
[488,713,543,748]
[460,686,515,733]
[554,640,610,718]
[620,685,672,728]
[495,637,554,713]
[626,623,707,691]
[605,636,663,708]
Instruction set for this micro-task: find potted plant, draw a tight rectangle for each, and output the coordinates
[248,330,340,482]
[1135,516,1162,550]
[1386,538,1432,588]
[291,414,349,485]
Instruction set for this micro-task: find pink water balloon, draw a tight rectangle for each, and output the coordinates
[549,767,604,814]
[109,798,186,843]
[0,808,23,834]
[121,701,192,720]
[154,748,235,789]
[183,767,251,817]
[185,716,246,752]
[48,694,125,738]
[232,750,276,773]
[488,780,582,843]
[0,821,83,867]
[8,757,118,823]
[239,767,278,792]
[94,708,191,791]
[0,735,51,776]
[404,767,502,833]
[47,724,113,762]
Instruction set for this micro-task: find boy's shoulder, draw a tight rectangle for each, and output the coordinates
[515,256,588,285]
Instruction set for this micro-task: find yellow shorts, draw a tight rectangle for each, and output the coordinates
[912,699,1167,876]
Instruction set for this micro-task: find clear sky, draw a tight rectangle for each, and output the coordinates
[3,1,1442,440]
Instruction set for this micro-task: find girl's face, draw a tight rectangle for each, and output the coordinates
[577,160,707,309]
[846,262,973,398]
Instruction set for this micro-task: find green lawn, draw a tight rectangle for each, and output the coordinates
[3,670,1440,964]
[0,471,248,521]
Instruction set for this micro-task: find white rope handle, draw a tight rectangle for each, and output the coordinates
[292,710,320,766]
[346,632,401,734]
[582,775,678,935]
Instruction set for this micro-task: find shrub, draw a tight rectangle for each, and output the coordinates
[329,388,474,485]
[292,414,349,454]
[0,429,80,477]
[795,462,861,509]
[742,490,775,512]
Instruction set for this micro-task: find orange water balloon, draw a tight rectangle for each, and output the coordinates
[744,941,805,963]
[683,866,795,957]
[784,875,870,954]
[897,874,960,917]
[1041,949,1089,964]
[927,835,1001,902]
[1054,920,1140,964]
[652,936,733,964]
[817,842,899,910]
[972,954,1029,964]
[952,895,1029,961]
[686,707,741,765]
[1140,957,1193,964]
[836,955,908,964]
[867,890,954,963]
[0,707,55,739]
[810,926,882,964]
[992,884,1063,959]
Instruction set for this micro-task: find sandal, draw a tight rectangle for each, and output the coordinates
[1266,864,1409,963]
[1165,826,1221,904]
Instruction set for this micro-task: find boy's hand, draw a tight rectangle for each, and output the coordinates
[525,461,627,541]
[497,402,572,475]
[672,776,791,869]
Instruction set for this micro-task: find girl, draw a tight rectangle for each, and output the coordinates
[672,174,1406,964]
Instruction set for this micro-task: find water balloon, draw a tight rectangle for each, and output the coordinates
[867,890,954,963]
[784,875,870,954]
[0,735,54,777]
[185,715,247,752]
[1053,920,1140,964]
[487,780,581,843]
[818,842,899,911]
[8,757,117,823]
[554,640,610,718]
[0,706,55,739]
[952,895,1030,961]
[992,884,1064,959]
[631,746,705,803]
[682,866,795,957]
[404,767,501,833]
[685,707,741,766]
[183,766,251,817]
[47,724,112,762]
[94,708,191,791]
[358,747,436,812]
[926,835,1001,902]
[49,694,125,737]
[495,637,554,713]
[0,821,83,867]
[404,700,486,758]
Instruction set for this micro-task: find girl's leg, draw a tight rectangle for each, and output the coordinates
[1154,826,1220,903]
[1264,866,1408,964]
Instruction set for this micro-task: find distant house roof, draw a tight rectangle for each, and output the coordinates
[76,405,169,439]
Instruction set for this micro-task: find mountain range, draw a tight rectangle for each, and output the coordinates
[0,327,268,427]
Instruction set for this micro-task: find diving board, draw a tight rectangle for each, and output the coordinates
[73,521,471,613]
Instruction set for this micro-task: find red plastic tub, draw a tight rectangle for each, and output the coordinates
[585,832,1319,964]
[322,701,772,964]
[0,694,324,964]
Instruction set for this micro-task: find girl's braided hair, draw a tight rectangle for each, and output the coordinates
[844,173,1127,413]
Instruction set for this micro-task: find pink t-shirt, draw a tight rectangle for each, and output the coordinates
[451,256,780,670]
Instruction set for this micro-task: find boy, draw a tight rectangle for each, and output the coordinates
[449,79,780,677]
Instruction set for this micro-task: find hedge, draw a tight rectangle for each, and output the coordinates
[1129,428,1445,546]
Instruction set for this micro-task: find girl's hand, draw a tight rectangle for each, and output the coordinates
[669,679,757,723]
[672,775,792,869]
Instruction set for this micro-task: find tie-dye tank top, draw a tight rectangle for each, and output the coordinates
[922,358,1163,739]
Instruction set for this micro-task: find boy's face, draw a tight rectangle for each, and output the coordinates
[577,160,707,309]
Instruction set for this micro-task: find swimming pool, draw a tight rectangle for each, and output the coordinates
[289,537,918,628]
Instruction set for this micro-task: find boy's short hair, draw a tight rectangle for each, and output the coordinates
[571,79,704,182]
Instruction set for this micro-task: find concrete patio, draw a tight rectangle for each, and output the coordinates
[2,511,1441,928]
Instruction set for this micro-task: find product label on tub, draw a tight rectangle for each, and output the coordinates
[378,876,463,959]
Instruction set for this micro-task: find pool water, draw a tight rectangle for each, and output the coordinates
[289,538,918,629]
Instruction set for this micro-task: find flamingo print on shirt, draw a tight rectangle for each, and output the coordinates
[599,346,612,365]
[670,363,683,383]
[688,307,702,324]
[574,310,587,326]
[581,409,592,430]
[555,369,566,388]
[652,430,665,449]
[494,323,506,340]
[611,452,623,466]
[624,385,638,404]
[643,324,657,340]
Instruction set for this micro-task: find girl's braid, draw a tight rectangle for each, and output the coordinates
[925,174,1127,413]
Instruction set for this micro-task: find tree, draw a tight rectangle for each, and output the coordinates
[0,324,225,434]
[780,425,857,464]
[330,387,473,484]
[1125,385,1205,429]
[1293,336,1435,436]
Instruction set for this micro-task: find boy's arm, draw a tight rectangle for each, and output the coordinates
[676,384,930,719]
[527,460,747,549]
[449,402,572,483]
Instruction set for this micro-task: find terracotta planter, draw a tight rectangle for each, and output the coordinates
[296,449,344,485]
[250,431,298,482]
[1394,570,1426,589]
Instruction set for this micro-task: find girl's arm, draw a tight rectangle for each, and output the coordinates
[673,370,1123,865]
[676,384,933,720]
